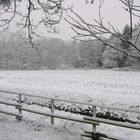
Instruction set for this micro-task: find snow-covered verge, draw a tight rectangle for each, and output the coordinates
[0,70,140,139]
[0,104,83,140]
[1,104,140,140]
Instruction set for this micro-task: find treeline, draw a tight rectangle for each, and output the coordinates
[0,31,104,70]
[0,24,139,70]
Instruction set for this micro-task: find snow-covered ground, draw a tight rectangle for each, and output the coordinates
[0,70,140,140]
[0,104,84,140]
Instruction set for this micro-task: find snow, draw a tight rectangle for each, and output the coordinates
[0,114,81,140]
[0,70,140,140]
[0,70,140,106]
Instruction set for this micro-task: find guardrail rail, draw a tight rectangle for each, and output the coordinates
[0,90,140,140]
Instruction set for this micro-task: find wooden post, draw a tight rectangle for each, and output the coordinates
[16,94,22,121]
[51,99,54,125]
[92,106,96,133]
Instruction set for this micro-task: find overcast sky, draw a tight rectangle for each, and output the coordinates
[8,0,140,40]
[42,0,140,40]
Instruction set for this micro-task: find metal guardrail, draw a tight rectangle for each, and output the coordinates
[0,99,21,107]
[0,109,22,118]
[0,90,140,140]
[0,89,140,114]
[84,116,140,130]
[16,106,99,125]
[0,99,22,120]
[0,90,99,125]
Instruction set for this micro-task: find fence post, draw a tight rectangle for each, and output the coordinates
[50,99,54,125]
[92,106,96,133]
[16,94,22,121]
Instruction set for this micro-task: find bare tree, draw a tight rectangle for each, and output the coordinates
[65,0,140,61]
[0,0,70,48]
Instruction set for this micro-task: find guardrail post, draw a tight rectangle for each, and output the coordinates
[51,99,54,125]
[92,106,96,133]
[16,94,22,121]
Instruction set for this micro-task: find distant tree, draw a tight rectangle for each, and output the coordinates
[63,40,80,68]
[65,0,140,61]
[37,38,69,69]
[0,0,70,47]
[77,40,104,68]
[122,24,131,49]
[102,35,127,68]
[102,24,134,68]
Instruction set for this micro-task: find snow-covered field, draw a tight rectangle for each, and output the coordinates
[0,70,140,140]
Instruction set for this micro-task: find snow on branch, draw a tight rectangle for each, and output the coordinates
[0,0,70,48]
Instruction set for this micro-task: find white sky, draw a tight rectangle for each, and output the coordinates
[43,0,140,40]
[9,0,140,40]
